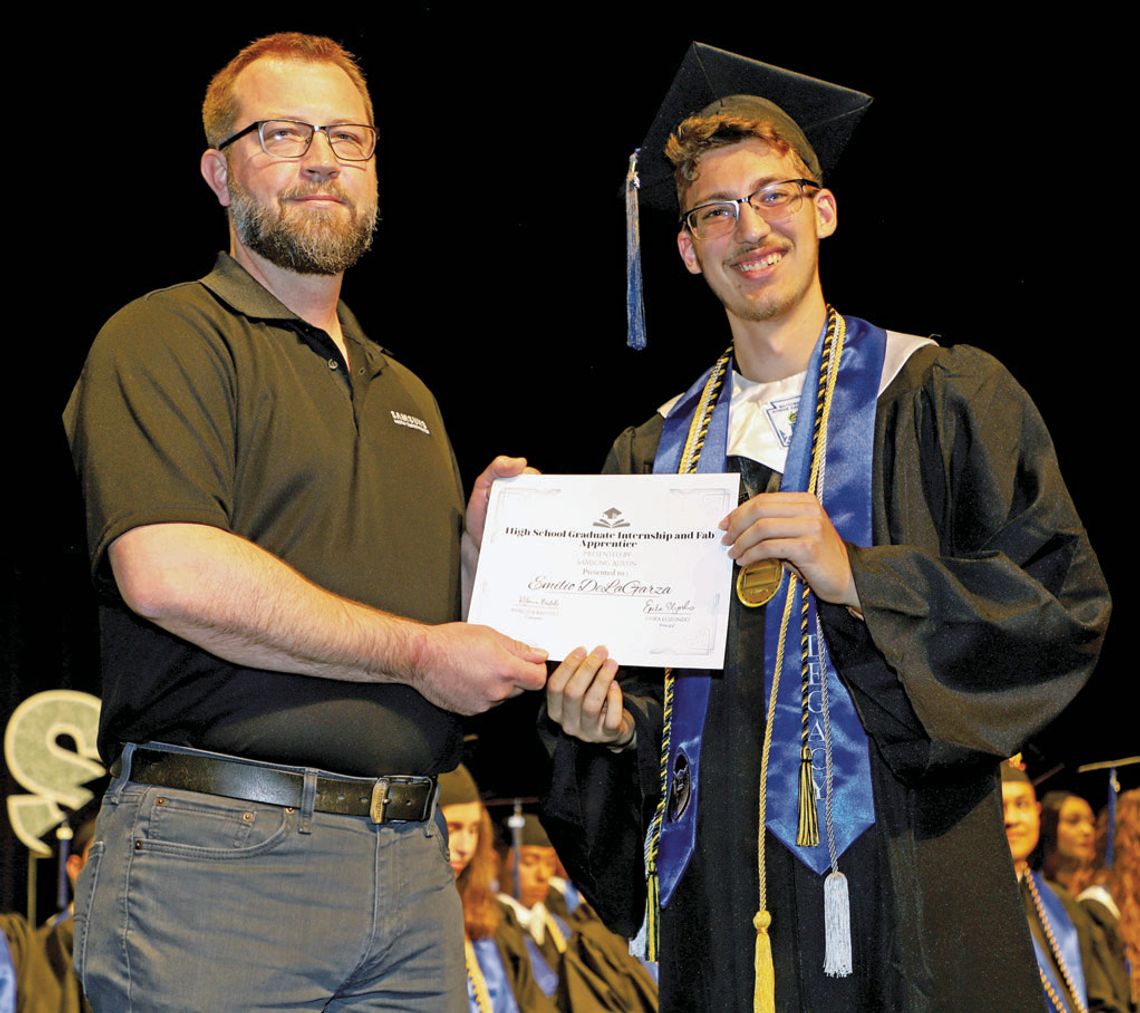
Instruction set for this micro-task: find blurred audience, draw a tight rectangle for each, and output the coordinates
[1080,789,1139,1008]
[499,815,657,1012]
[1,810,96,1013]
[1002,761,1130,1012]
[440,766,555,1013]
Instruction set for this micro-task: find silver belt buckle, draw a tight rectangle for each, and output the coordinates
[369,778,391,823]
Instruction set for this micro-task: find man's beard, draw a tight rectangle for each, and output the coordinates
[228,178,378,276]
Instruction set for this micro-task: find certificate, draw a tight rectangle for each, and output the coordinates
[468,473,740,669]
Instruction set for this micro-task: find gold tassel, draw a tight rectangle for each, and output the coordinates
[644,867,660,961]
[752,908,776,1013]
[796,745,820,846]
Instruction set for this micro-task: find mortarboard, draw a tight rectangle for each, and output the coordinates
[438,763,480,808]
[626,43,873,347]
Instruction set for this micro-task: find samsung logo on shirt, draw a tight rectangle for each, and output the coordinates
[390,410,430,435]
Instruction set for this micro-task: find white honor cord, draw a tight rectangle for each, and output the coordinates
[812,326,854,978]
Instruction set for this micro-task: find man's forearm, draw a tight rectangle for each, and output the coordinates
[111,522,426,683]
[109,522,548,714]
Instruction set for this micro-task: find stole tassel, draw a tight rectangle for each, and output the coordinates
[796,745,820,846]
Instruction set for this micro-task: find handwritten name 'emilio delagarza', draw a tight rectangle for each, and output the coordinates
[528,577,673,596]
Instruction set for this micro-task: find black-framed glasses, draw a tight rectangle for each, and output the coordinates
[681,178,821,239]
[217,120,377,161]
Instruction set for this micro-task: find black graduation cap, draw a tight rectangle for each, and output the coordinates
[625,43,873,347]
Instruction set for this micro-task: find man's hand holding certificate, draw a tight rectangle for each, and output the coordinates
[467,474,740,669]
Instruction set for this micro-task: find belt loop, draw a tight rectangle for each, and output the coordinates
[107,743,138,803]
[299,769,317,834]
[424,781,441,839]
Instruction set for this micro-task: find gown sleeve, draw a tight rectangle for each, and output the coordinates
[820,344,1110,782]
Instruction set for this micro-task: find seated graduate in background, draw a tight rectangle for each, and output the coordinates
[1002,759,1128,1012]
[1042,790,1099,897]
[498,816,658,1012]
[440,767,555,1013]
[1081,786,1140,1010]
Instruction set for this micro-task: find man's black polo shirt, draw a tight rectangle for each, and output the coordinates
[65,254,465,775]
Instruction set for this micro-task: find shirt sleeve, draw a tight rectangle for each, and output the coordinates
[63,287,238,590]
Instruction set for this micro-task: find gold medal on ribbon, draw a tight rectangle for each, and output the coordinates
[735,559,783,607]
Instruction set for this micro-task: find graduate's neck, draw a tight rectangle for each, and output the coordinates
[729,292,828,382]
[1014,859,1030,880]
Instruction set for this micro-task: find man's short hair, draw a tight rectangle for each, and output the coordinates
[202,32,374,148]
[665,112,819,210]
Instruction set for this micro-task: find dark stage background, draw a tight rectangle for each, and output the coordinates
[5,15,1130,915]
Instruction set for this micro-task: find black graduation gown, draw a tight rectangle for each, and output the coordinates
[480,905,558,1013]
[541,343,1110,1012]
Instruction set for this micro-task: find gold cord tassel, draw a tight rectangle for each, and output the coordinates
[796,745,820,846]
[643,865,661,961]
[752,909,776,1013]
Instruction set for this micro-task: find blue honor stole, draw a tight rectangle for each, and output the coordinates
[1030,872,1088,1012]
[651,315,883,903]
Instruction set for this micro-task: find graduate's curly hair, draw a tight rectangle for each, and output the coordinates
[1093,789,1140,1002]
[665,114,817,209]
[202,33,374,148]
[455,804,502,941]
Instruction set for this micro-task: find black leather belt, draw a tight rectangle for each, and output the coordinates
[121,747,437,823]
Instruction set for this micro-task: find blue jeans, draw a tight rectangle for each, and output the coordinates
[73,743,465,1012]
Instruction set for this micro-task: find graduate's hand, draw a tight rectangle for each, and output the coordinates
[720,492,860,608]
[546,646,635,749]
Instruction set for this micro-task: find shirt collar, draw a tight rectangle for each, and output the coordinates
[200,252,388,375]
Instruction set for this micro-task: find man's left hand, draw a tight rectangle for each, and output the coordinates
[720,492,860,608]
[464,455,537,550]
[462,456,539,619]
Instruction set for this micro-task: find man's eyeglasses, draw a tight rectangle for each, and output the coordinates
[681,178,820,239]
[217,120,377,162]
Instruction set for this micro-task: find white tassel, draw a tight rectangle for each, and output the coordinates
[823,870,853,976]
[630,908,649,961]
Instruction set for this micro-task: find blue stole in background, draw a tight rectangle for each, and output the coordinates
[651,316,883,903]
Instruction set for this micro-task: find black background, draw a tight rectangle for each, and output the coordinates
[4,14,1130,915]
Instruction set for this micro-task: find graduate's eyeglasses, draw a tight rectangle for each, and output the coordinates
[680,178,820,239]
[217,120,377,161]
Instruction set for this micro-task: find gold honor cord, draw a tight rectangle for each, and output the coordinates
[754,308,845,1012]
[640,348,732,962]
[465,938,494,1013]
[1025,874,1089,1013]
[754,568,799,1013]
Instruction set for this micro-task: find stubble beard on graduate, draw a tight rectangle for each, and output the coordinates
[228,177,379,276]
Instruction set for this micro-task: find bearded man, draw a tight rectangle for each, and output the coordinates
[63,32,547,1011]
